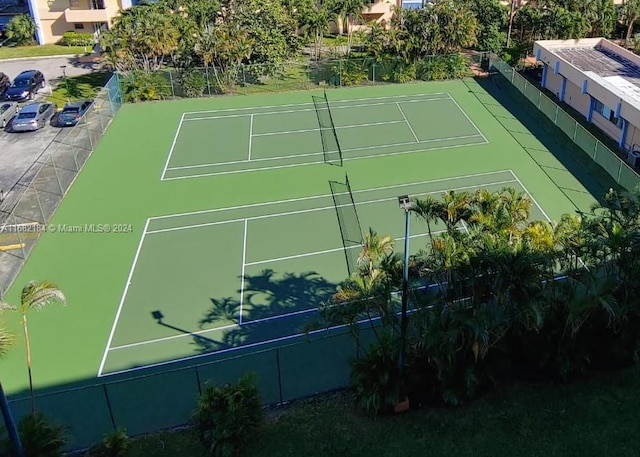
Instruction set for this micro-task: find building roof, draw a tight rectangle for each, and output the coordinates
[533,38,640,129]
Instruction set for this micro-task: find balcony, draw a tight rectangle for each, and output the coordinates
[64,0,117,23]
[64,6,117,23]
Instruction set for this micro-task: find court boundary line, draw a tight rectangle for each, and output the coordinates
[446,93,489,144]
[239,219,248,325]
[396,102,419,142]
[97,218,151,377]
[509,169,551,222]
[183,97,449,122]
[181,92,450,116]
[161,113,185,181]
[248,114,254,160]
[99,170,530,373]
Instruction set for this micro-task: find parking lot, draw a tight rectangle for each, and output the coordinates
[0,55,99,209]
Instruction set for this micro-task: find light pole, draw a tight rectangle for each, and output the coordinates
[398,195,412,378]
[60,65,69,102]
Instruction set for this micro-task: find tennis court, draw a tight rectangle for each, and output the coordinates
[99,169,548,376]
[162,92,488,180]
[1,80,597,407]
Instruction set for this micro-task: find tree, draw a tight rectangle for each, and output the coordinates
[300,2,333,60]
[457,0,507,52]
[1,281,66,419]
[6,14,36,46]
[621,0,640,43]
[329,0,370,55]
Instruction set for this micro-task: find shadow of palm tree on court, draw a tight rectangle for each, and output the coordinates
[189,269,337,354]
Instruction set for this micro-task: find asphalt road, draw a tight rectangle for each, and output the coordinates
[0,55,100,214]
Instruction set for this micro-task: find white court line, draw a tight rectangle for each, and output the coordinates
[248,114,254,160]
[251,119,405,138]
[446,93,489,144]
[146,179,517,235]
[97,219,151,377]
[182,97,449,121]
[165,134,483,172]
[239,219,248,324]
[153,169,513,221]
[396,102,419,142]
[181,92,450,116]
[508,169,552,222]
[245,231,435,267]
[162,139,486,180]
[161,113,185,180]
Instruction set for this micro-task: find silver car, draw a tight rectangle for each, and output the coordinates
[10,102,55,132]
[0,101,18,129]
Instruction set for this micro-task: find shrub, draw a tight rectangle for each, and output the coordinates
[121,70,172,102]
[6,14,36,46]
[193,373,263,457]
[330,60,368,86]
[84,428,128,457]
[178,70,207,98]
[350,337,402,415]
[61,31,95,47]
[0,412,68,457]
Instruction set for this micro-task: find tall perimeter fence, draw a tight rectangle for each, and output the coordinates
[6,54,640,451]
[490,58,640,192]
[0,74,123,298]
[118,54,471,100]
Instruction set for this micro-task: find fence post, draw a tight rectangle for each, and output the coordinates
[372,63,376,85]
[102,384,117,429]
[572,122,578,142]
[194,366,202,396]
[554,105,559,124]
[276,349,284,404]
[617,158,623,184]
[205,66,212,96]
[169,70,175,99]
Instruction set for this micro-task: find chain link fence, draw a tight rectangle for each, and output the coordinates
[489,58,640,192]
[118,54,474,101]
[0,73,123,299]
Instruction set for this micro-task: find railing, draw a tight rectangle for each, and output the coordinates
[490,58,640,192]
[0,73,123,299]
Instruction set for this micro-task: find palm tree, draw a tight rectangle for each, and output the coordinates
[1,281,66,419]
[329,0,370,54]
[5,14,36,46]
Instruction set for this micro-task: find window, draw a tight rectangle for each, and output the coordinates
[74,23,84,30]
[593,98,623,130]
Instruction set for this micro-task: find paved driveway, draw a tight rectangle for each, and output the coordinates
[0,55,99,215]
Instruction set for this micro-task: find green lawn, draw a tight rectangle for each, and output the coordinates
[0,44,89,60]
[117,364,640,457]
[47,71,112,108]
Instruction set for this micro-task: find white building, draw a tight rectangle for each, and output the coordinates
[533,38,640,153]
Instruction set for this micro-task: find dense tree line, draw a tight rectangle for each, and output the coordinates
[318,187,640,413]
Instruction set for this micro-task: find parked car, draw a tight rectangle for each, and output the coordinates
[10,102,55,132]
[57,100,93,127]
[0,101,18,129]
[4,70,45,102]
[0,72,9,98]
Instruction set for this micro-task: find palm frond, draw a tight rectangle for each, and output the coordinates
[21,280,66,312]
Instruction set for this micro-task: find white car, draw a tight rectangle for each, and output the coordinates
[0,101,18,129]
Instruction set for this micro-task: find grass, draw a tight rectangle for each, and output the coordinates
[47,71,111,108]
[103,364,640,457]
[0,44,90,60]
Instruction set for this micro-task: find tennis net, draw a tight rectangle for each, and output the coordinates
[329,175,364,276]
[313,90,342,166]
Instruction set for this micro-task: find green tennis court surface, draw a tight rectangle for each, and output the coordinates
[1,80,598,393]
[162,93,487,179]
